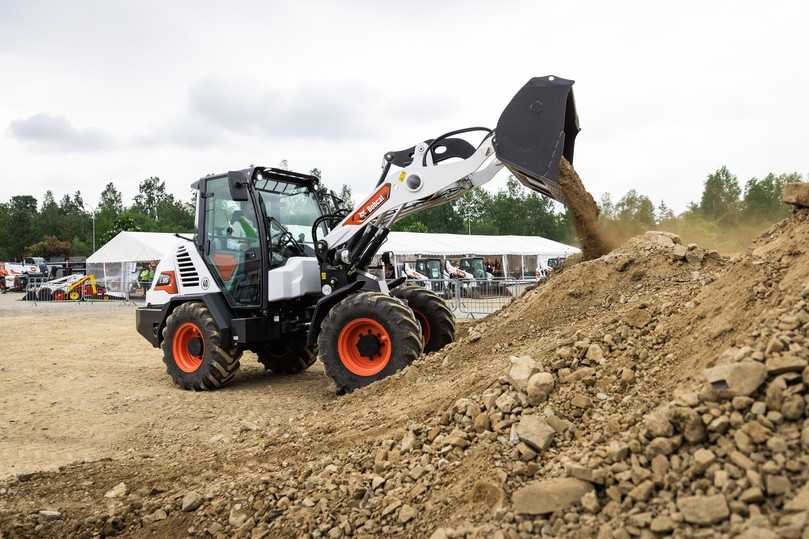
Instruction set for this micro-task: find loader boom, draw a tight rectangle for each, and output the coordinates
[320,75,579,274]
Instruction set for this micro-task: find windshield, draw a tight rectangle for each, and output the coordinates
[460,258,486,279]
[255,182,325,243]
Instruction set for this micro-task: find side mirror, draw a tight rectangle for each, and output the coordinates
[227,171,250,202]
[381,251,393,265]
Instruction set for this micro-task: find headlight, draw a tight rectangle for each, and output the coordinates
[322,284,333,295]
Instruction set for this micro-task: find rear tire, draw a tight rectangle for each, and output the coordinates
[257,337,316,374]
[161,302,242,390]
[391,285,455,353]
[318,292,423,394]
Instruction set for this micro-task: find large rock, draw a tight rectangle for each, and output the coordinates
[785,483,809,511]
[766,355,808,375]
[104,482,128,498]
[515,415,555,452]
[508,355,540,391]
[783,182,809,208]
[181,491,204,512]
[704,361,767,398]
[676,494,730,524]
[526,372,555,403]
[513,478,594,515]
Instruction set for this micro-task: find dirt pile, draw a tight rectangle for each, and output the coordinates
[2,210,808,538]
[559,158,614,261]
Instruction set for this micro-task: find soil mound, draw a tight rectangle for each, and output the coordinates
[2,210,808,538]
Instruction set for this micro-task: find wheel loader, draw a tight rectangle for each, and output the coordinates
[136,75,579,393]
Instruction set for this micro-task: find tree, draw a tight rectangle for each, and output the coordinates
[100,213,142,244]
[455,189,491,234]
[339,184,354,210]
[699,166,741,223]
[5,195,38,259]
[25,236,72,258]
[98,182,123,215]
[743,172,802,222]
[656,201,675,223]
[133,177,168,220]
[614,190,655,227]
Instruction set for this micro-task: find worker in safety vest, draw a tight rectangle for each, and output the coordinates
[228,209,258,249]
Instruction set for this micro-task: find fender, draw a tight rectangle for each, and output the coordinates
[306,281,363,347]
[136,293,234,348]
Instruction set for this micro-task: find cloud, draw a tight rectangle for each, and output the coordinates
[144,78,456,147]
[188,78,378,139]
[7,113,114,150]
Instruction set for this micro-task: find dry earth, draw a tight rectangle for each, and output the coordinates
[0,298,337,479]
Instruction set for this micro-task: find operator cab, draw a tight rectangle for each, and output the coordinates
[195,167,328,309]
[459,257,487,280]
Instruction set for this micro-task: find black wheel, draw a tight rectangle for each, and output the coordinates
[37,288,53,301]
[318,292,423,394]
[257,337,317,374]
[161,302,242,390]
[391,285,455,353]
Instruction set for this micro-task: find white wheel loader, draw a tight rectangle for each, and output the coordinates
[136,76,579,393]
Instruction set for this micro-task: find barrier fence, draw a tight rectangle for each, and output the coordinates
[416,277,538,318]
[20,275,147,304]
[18,274,537,317]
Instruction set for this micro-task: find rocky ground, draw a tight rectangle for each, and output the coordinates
[1,203,809,538]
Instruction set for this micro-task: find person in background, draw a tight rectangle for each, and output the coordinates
[138,262,156,288]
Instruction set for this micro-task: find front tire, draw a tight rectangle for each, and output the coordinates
[318,292,423,394]
[257,337,317,374]
[391,285,455,353]
[161,302,242,390]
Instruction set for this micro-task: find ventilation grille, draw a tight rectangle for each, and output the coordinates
[176,246,199,288]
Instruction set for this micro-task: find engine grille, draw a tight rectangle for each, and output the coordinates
[176,246,200,288]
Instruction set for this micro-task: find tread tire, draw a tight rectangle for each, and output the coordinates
[318,291,423,394]
[257,337,317,375]
[391,284,456,353]
[161,301,242,390]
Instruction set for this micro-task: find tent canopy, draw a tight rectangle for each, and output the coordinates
[383,231,579,257]
[86,230,579,264]
[86,231,180,264]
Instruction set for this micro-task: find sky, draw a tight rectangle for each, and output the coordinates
[1,0,807,213]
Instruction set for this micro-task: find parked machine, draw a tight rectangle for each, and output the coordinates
[26,274,113,301]
[136,75,580,393]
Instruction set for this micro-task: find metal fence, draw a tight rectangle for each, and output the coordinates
[20,275,141,304]
[18,273,537,314]
[416,278,537,319]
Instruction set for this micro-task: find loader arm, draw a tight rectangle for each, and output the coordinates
[319,75,579,274]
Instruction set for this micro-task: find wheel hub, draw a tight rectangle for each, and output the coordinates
[356,332,382,359]
[187,337,203,357]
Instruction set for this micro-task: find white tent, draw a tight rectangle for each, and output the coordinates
[86,231,180,264]
[86,232,181,299]
[384,231,578,257]
[381,231,579,279]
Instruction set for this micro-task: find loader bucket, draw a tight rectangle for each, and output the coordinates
[494,76,579,202]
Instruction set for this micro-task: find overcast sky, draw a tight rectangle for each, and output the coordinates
[1,1,807,212]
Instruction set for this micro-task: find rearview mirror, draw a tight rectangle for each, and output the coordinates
[227,171,250,202]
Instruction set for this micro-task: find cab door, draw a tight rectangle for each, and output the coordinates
[200,176,262,307]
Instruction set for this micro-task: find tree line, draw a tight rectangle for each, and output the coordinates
[0,166,803,260]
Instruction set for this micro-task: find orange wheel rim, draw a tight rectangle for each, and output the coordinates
[337,318,391,376]
[413,310,431,344]
[173,322,204,373]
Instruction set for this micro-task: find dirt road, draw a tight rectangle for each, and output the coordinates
[0,295,336,479]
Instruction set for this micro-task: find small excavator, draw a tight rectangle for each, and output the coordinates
[136,76,579,393]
